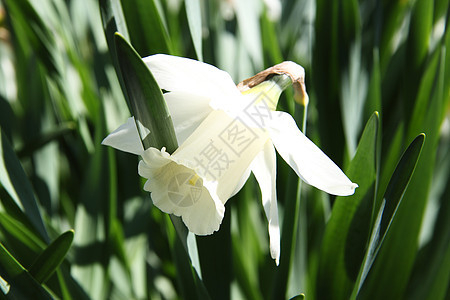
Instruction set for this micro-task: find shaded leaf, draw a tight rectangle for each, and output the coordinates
[0,243,52,299]
[29,230,74,284]
[358,42,446,300]
[0,129,48,242]
[316,112,378,300]
[351,134,425,299]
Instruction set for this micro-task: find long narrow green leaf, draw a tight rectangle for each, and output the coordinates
[100,0,131,108]
[406,169,450,300]
[0,129,48,242]
[379,134,425,236]
[113,32,178,153]
[0,212,46,257]
[185,0,203,61]
[358,43,446,300]
[351,134,425,299]
[0,243,52,299]
[3,0,56,74]
[315,112,378,300]
[120,0,173,56]
[28,230,74,284]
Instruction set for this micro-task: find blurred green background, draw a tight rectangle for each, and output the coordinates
[0,0,448,299]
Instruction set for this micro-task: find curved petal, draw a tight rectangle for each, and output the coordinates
[102,117,144,155]
[229,166,252,198]
[139,148,225,235]
[269,112,358,196]
[251,141,280,265]
[143,54,241,104]
[164,91,213,144]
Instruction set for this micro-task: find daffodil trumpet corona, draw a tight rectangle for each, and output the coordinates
[102,54,358,265]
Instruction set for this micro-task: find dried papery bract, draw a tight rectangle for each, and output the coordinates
[237,61,309,106]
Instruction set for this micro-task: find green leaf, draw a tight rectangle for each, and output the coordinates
[378,1,409,73]
[28,230,74,284]
[0,212,46,259]
[350,134,425,299]
[364,49,381,131]
[406,0,434,77]
[99,0,130,41]
[3,0,56,74]
[113,32,178,153]
[120,0,173,56]
[232,181,264,300]
[315,112,379,300]
[71,105,111,299]
[196,207,231,300]
[406,168,450,300]
[185,0,203,61]
[165,217,210,300]
[100,0,131,108]
[379,134,425,237]
[358,43,447,300]
[0,243,52,299]
[0,129,48,242]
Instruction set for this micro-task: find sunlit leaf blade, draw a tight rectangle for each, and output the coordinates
[113,32,178,153]
[0,212,45,261]
[28,230,74,284]
[3,0,56,74]
[185,0,203,61]
[378,1,409,73]
[316,112,378,300]
[0,129,48,242]
[0,243,52,299]
[313,0,360,164]
[119,0,172,56]
[350,134,425,299]
[99,0,131,106]
[99,0,130,41]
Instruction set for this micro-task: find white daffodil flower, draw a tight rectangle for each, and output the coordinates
[102,54,357,265]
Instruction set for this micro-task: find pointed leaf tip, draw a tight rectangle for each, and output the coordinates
[28,230,75,283]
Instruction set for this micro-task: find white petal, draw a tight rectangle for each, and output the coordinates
[164,91,213,144]
[172,109,269,201]
[251,141,280,265]
[229,166,251,198]
[143,54,241,104]
[102,117,144,155]
[139,147,225,235]
[269,112,358,196]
